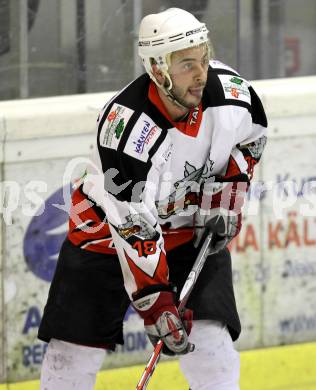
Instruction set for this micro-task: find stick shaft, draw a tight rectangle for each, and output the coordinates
[136,340,163,390]
[135,233,215,390]
[178,234,213,312]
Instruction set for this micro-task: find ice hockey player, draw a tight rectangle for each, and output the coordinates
[38,7,267,390]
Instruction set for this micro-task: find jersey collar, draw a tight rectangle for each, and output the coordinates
[148,82,202,138]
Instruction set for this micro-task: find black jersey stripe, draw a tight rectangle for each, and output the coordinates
[249,86,268,127]
[148,126,169,161]
[78,234,112,248]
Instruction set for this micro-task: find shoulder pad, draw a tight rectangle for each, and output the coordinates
[209,60,240,75]
[98,74,151,151]
[206,61,251,106]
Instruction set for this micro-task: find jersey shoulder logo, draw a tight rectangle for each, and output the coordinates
[99,103,134,150]
[217,74,251,104]
[123,113,162,162]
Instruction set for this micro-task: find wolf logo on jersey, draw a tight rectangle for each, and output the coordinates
[157,158,215,219]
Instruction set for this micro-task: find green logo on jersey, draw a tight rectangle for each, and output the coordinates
[115,119,125,139]
[230,76,243,85]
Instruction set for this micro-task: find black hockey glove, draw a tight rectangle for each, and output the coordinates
[195,173,249,251]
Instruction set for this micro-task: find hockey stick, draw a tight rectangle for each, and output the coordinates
[136,233,216,390]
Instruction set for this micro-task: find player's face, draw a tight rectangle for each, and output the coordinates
[168,44,209,109]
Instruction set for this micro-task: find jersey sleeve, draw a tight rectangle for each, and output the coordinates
[226,85,268,180]
[84,103,173,300]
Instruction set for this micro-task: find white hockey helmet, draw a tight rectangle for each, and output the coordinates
[138,8,209,91]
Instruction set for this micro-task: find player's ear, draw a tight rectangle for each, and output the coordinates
[151,64,165,86]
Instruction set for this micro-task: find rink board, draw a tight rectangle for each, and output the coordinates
[0,76,315,382]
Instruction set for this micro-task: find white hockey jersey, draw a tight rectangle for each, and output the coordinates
[68,60,267,299]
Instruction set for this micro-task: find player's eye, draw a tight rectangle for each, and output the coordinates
[183,62,193,71]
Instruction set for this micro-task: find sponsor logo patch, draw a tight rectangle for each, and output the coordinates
[218,74,251,104]
[99,103,134,150]
[124,113,162,162]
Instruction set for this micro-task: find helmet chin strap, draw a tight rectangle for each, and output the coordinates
[155,70,191,111]
[166,89,189,111]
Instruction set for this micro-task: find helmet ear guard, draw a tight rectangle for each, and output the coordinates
[149,57,173,93]
[138,8,210,97]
